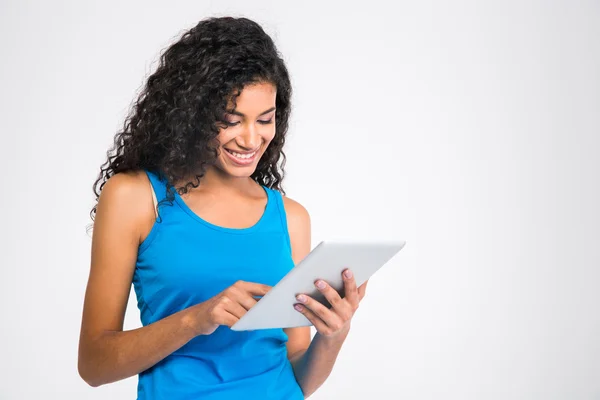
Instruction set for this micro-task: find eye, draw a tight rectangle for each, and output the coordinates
[224,121,240,126]
[258,119,274,125]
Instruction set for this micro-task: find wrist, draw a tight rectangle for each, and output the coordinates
[180,305,202,337]
[317,324,351,345]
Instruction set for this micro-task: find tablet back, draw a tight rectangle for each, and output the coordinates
[231,240,405,331]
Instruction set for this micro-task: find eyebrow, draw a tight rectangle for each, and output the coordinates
[227,107,276,117]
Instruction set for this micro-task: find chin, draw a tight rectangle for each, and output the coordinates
[222,165,258,178]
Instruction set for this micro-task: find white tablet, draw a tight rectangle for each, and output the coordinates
[231,240,406,331]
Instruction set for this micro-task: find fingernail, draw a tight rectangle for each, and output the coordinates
[344,269,353,279]
[294,304,303,311]
[296,294,307,303]
[316,280,326,289]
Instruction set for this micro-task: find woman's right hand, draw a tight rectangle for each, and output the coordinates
[189,281,272,335]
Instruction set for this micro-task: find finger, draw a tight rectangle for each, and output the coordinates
[314,279,345,311]
[223,311,240,327]
[342,269,359,307]
[358,279,369,300]
[293,303,330,334]
[220,296,249,319]
[314,279,353,320]
[237,281,272,296]
[226,286,259,311]
[212,307,240,327]
[296,293,345,327]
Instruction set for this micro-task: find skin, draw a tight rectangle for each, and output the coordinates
[78,82,368,398]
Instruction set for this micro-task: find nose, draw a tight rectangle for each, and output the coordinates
[236,124,262,150]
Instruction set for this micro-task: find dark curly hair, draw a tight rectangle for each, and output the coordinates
[89,16,292,225]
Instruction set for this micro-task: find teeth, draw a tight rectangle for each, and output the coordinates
[230,150,256,159]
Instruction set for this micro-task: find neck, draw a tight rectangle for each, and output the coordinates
[176,166,255,194]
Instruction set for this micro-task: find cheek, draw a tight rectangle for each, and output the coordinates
[262,129,277,145]
[216,130,235,147]
[262,135,275,147]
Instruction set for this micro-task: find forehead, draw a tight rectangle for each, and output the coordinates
[227,82,276,111]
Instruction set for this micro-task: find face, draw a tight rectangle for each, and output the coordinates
[213,81,277,178]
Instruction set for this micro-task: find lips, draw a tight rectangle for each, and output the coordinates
[224,147,259,165]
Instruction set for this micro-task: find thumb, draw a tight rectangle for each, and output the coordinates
[357,279,369,300]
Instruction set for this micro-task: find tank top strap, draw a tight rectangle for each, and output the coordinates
[264,186,292,255]
[144,169,175,220]
[144,169,170,200]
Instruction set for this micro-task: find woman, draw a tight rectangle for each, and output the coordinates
[78,16,368,399]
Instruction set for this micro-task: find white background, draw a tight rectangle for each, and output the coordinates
[1,0,599,399]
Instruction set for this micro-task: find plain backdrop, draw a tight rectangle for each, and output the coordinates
[1,0,599,399]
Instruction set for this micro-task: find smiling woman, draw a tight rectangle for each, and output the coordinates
[217,85,277,171]
[78,16,367,400]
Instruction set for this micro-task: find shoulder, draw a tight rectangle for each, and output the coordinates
[281,195,311,262]
[281,195,310,229]
[96,170,155,239]
[99,170,151,208]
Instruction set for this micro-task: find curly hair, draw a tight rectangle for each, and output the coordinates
[89,16,292,225]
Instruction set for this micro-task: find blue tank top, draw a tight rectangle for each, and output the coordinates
[132,169,304,399]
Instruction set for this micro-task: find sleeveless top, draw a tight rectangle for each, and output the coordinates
[132,169,305,400]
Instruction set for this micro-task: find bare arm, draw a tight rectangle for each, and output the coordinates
[77,172,201,386]
[78,172,272,387]
[282,197,350,398]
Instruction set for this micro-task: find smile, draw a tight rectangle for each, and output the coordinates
[224,148,259,165]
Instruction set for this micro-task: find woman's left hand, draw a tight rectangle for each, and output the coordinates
[293,269,368,339]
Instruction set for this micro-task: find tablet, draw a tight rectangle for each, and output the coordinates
[231,240,406,331]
